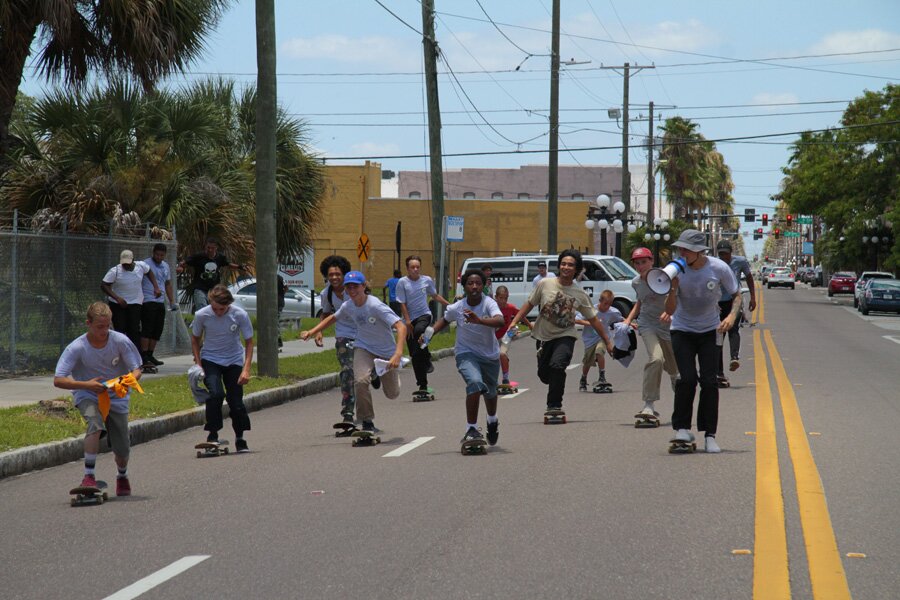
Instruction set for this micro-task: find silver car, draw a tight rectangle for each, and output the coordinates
[766,267,795,289]
[229,277,321,319]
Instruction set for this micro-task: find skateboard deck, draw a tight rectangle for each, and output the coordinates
[69,481,109,507]
[592,383,613,394]
[141,364,158,374]
[412,388,435,402]
[194,440,229,458]
[668,439,696,454]
[497,382,519,395]
[351,430,381,446]
[333,422,358,437]
[543,409,567,425]
[461,438,488,455]
[634,412,660,428]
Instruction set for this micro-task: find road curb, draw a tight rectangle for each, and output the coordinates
[0,348,455,480]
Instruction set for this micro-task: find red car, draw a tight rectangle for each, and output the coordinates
[828,272,857,297]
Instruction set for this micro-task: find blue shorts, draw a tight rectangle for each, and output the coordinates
[455,352,500,398]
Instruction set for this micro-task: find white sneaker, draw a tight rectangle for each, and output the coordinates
[641,402,655,416]
[674,429,694,442]
[705,436,721,453]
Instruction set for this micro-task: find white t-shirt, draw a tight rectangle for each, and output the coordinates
[672,256,739,333]
[397,275,436,320]
[191,304,254,366]
[103,262,151,304]
[54,331,143,413]
[532,272,556,287]
[334,295,401,359]
[582,306,622,348]
[320,286,357,339]
[445,295,502,360]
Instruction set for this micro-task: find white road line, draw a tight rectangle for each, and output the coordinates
[103,555,210,600]
[883,335,900,345]
[382,436,435,457]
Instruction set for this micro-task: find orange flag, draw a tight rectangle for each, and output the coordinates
[98,373,145,419]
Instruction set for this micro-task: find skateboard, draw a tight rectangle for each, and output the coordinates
[668,438,697,454]
[634,412,660,428]
[333,422,358,437]
[69,481,109,507]
[592,382,613,394]
[543,408,567,425]
[351,430,381,447]
[461,438,488,455]
[141,363,158,374]
[194,440,229,458]
[412,388,435,402]
[497,381,519,395]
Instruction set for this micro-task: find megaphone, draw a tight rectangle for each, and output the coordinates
[647,258,686,295]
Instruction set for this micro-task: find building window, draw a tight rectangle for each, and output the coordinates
[572,193,584,201]
[463,192,475,199]
[491,192,504,199]
[518,193,530,199]
[409,191,421,199]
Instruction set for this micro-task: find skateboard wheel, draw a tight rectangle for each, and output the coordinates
[70,498,77,507]
[196,451,202,458]
[96,496,104,505]
[223,448,229,455]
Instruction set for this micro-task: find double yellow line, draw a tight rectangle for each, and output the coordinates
[752,318,852,598]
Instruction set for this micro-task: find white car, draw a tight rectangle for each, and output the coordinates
[228,277,321,319]
[766,267,795,289]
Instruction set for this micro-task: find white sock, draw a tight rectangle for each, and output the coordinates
[487,415,498,424]
[467,422,478,430]
[84,453,97,476]
[643,401,655,411]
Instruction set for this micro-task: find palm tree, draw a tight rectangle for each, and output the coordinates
[659,117,708,221]
[0,0,230,165]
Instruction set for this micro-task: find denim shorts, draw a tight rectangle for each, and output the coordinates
[455,352,500,398]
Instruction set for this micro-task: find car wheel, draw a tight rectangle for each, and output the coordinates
[827,290,833,297]
[767,283,771,289]
[790,284,795,290]
[612,299,632,317]
[853,298,858,307]
[861,307,869,315]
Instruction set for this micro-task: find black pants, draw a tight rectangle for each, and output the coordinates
[109,302,142,351]
[671,329,719,435]
[717,300,742,376]
[536,336,576,409]
[202,359,251,437]
[407,314,433,388]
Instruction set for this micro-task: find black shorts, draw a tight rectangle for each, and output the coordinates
[141,302,166,341]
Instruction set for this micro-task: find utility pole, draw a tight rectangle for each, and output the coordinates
[547,0,560,254]
[255,0,278,376]
[647,101,655,224]
[421,0,446,297]
[601,63,655,216]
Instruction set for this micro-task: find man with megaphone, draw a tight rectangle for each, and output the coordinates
[663,230,741,454]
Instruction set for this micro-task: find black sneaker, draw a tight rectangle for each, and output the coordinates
[149,354,164,366]
[342,414,355,424]
[579,378,587,392]
[362,421,380,433]
[370,372,381,390]
[206,432,219,443]
[235,438,249,453]
[486,420,499,446]
[462,426,483,443]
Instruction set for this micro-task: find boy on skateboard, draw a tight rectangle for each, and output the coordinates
[576,290,623,392]
[622,247,680,420]
[54,302,143,496]
[493,285,532,389]
[504,250,614,419]
[427,269,505,448]
[302,271,407,435]
[315,255,358,425]
[191,285,254,452]
[397,255,448,399]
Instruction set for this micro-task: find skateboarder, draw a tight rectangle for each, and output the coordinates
[577,290,622,392]
[664,230,740,453]
[504,250,614,416]
[301,271,407,434]
[316,255,357,424]
[397,255,448,398]
[427,269,505,447]
[177,238,246,313]
[54,302,144,496]
[622,247,679,418]
[140,243,176,368]
[715,240,756,387]
[101,249,160,352]
[494,286,532,387]
[191,285,254,452]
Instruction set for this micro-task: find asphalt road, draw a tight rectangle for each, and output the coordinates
[1,283,898,600]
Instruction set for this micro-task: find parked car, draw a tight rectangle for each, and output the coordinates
[853,271,894,308]
[759,265,774,279]
[859,279,900,315]
[228,277,321,318]
[767,267,795,289]
[797,266,815,284]
[828,272,857,297]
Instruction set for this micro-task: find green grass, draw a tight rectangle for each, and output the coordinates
[0,404,86,452]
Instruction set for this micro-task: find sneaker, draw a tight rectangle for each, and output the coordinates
[462,426,483,443]
[80,474,97,488]
[674,429,695,443]
[235,438,249,453]
[342,414,355,424]
[149,354,164,366]
[729,358,740,372]
[206,432,219,443]
[640,404,656,417]
[717,376,730,388]
[370,372,381,390]
[486,420,499,446]
[597,373,608,385]
[579,378,588,392]
[427,361,435,374]
[705,436,721,453]
[116,476,131,496]
[361,421,376,433]
[501,378,510,386]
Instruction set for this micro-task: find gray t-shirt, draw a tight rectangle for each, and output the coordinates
[191,304,254,366]
[720,255,752,301]
[334,295,401,359]
[320,286,357,339]
[54,331,143,412]
[445,295,502,360]
[672,256,739,333]
[397,275,436,320]
[582,306,622,348]
[632,276,671,336]
[142,258,170,304]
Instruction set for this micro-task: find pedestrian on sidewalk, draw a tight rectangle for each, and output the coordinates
[505,250,614,416]
[301,271,407,434]
[427,269,505,447]
[397,255,449,398]
[101,249,159,352]
[315,255,357,423]
[622,247,680,418]
[664,230,740,454]
[177,238,246,313]
[382,269,403,317]
[191,284,254,452]
[714,240,756,387]
[493,285,532,386]
[577,290,623,392]
[140,243,176,368]
[54,302,143,496]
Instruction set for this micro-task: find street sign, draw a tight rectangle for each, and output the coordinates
[357,233,371,261]
[784,231,801,238]
[446,216,464,242]
[797,216,813,225]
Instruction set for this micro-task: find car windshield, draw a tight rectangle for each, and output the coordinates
[864,273,893,280]
[773,268,790,274]
[599,257,638,280]
[834,272,855,278]
[871,280,900,290]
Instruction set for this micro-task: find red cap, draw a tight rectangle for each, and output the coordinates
[631,247,653,261]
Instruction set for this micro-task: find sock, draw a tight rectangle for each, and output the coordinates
[580,375,587,382]
[84,453,97,476]
[487,414,498,424]
[502,371,509,381]
[117,466,128,479]
[467,422,478,431]
[599,370,605,378]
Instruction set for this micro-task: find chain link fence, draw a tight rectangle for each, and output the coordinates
[0,222,192,377]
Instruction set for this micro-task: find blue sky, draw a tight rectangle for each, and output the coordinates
[20,1,900,256]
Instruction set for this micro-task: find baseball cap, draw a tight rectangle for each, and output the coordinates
[537,261,547,267]
[716,240,733,253]
[343,270,366,285]
[119,250,134,264]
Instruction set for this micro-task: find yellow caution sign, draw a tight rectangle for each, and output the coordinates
[357,233,371,262]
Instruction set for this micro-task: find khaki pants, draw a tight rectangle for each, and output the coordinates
[640,329,679,403]
[353,347,401,423]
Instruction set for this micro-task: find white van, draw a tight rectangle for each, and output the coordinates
[456,254,638,318]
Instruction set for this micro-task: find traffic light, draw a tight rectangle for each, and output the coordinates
[753,228,762,240]
[786,214,793,228]
[762,213,769,226]
[744,208,756,223]
[774,228,781,239]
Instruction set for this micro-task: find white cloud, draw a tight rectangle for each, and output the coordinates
[280,34,418,69]
[349,141,400,157]
[751,92,800,108]
[809,29,900,56]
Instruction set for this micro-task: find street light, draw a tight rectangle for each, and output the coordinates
[642,217,670,263]
[586,194,628,256]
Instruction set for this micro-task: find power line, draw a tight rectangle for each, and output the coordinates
[372,0,423,36]
[473,0,544,58]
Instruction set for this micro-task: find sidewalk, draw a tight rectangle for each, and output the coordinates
[0,337,339,410]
